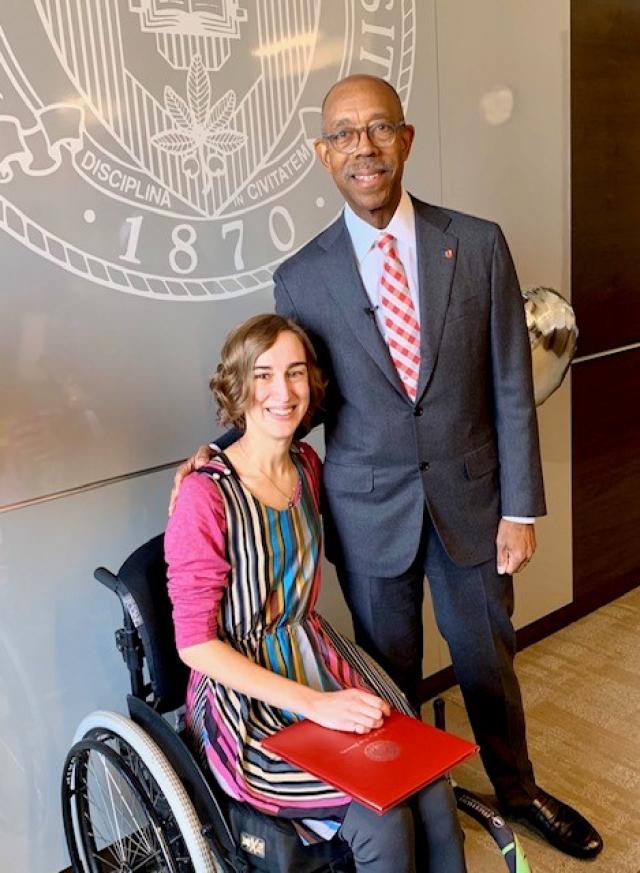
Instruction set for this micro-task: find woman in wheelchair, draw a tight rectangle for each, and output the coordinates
[165,313,468,873]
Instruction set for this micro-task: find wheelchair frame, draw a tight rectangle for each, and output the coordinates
[61,535,531,873]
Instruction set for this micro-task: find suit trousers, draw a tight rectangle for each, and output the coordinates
[339,776,467,873]
[337,514,537,806]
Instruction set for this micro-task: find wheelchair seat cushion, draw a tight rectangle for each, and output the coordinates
[225,800,353,872]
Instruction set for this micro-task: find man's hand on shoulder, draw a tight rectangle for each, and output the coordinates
[496,520,536,575]
[168,444,216,515]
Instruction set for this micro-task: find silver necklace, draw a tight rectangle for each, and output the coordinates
[238,442,298,508]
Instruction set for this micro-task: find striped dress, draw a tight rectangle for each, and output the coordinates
[165,441,412,822]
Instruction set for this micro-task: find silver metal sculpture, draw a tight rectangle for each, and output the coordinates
[522,286,578,406]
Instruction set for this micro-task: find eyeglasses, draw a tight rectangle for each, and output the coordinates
[322,121,406,154]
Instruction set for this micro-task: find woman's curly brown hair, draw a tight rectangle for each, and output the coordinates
[210,314,326,430]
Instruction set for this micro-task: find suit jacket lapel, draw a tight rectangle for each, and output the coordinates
[317,217,408,399]
[413,200,458,400]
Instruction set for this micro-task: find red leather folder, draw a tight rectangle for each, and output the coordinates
[262,710,478,815]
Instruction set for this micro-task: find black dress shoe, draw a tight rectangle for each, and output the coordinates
[501,789,603,859]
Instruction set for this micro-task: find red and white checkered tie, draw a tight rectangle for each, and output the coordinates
[376,233,420,401]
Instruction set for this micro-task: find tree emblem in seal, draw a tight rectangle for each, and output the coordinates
[0,1,416,301]
[151,57,247,195]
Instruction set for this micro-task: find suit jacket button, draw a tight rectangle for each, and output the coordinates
[419,461,430,471]
[413,406,423,416]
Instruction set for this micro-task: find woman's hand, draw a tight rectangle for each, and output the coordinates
[177,642,390,736]
[302,688,391,734]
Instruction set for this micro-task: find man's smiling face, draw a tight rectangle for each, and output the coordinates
[315,75,414,229]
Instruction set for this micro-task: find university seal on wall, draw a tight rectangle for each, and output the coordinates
[0,1,415,300]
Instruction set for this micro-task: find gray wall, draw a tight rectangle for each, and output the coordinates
[0,2,569,869]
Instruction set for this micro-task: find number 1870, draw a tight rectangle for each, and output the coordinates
[119,207,296,275]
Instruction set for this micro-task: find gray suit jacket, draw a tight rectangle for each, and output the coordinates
[274,196,546,575]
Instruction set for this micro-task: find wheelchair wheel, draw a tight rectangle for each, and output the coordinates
[64,710,219,873]
[63,737,181,872]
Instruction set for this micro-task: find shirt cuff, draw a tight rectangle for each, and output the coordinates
[502,516,535,524]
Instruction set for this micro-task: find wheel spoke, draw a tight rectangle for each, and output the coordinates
[87,758,125,861]
[101,737,161,858]
[62,731,197,873]
[79,806,116,851]
[122,821,158,862]
[86,753,160,867]
[91,850,122,872]
[129,842,165,872]
[101,754,127,859]
[103,764,155,856]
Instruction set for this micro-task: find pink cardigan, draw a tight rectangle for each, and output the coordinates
[165,467,231,649]
[165,445,322,650]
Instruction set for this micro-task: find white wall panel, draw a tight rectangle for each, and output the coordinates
[435,0,570,290]
[0,0,433,510]
[434,0,572,633]
[0,3,572,869]
[0,469,174,873]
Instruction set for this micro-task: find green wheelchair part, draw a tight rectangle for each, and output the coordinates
[502,834,531,873]
[453,786,532,873]
[433,698,532,872]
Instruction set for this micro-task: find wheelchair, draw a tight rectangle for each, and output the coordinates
[61,535,532,872]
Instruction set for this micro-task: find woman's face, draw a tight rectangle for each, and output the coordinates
[244,330,310,441]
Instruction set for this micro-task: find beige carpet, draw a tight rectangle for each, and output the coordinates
[425,587,640,873]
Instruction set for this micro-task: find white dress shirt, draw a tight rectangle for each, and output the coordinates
[342,190,533,526]
[344,189,419,341]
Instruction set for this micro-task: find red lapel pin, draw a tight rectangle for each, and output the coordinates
[444,248,454,259]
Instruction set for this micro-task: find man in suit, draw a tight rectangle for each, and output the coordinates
[275,73,601,860]
[177,74,601,858]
